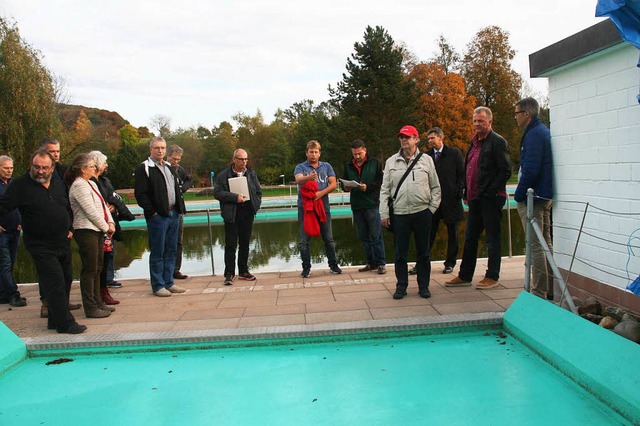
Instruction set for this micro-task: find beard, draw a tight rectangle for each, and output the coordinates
[30,173,51,184]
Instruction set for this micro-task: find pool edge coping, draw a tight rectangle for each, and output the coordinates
[22,312,504,351]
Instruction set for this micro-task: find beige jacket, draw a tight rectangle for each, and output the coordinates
[379,150,441,220]
[69,178,114,233]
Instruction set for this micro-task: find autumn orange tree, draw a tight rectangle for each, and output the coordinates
[461,26,522,164]
[408,62,475,153]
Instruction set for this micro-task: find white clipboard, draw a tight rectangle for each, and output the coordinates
[228,176,250,200]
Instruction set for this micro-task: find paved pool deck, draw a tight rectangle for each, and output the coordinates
[0,256,526,343]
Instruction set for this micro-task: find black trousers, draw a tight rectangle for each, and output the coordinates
[223,205,255,276]
[429,209,459,269]
[393,208,433,292]
[459,196,505,281]
[27,241,75,331]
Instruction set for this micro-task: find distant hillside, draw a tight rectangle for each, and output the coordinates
[58,104,129,137]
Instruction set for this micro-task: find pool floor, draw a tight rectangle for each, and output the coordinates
[0,330,626,425]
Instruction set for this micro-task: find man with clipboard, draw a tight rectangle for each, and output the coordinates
[213,149,262,285]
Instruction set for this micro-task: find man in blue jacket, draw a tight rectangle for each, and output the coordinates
[514,97,553,299]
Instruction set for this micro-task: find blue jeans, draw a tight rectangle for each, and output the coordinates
[0,231,20,301]
[146,210,180,292]
[298,208,338,269]
[393,208,433,292]
[353,208,386,267]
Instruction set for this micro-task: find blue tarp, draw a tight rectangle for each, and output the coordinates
[596,0,640,50]
[596,0,640,102]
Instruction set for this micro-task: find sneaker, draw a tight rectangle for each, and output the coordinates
[419,289,432,299]
[107,281,123,288]
[300,268,311,278]
[442,266,454,274]
[358,264,374,272]
[154,288,172,297]
[393,290,407,300]
[445,277,472,287]
[409,265,417,275]
[224,274,234,285]
[329,264,342,275]
[238,272,256,281]
[476,277,500,289]
[167,284,186,293]
[377,265,387,275]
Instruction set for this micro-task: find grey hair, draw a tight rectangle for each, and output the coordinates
[167,144,184,156]
[515,97,540,118]
[87,150,108,169]
[149,136,166,147]
[426,127,444,138]
[474,106,493,120]
[0,155,13,165]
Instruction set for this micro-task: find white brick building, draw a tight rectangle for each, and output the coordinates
[530,20,640,313]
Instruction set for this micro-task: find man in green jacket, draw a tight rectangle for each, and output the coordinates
[343,140,386,275]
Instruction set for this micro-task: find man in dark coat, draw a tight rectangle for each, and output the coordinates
[514,97,553,299]
[446,107,512,289]
[213,149,262,285]
[426,128,464,274]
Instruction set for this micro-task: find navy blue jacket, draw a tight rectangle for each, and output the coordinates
[0,178,20,232]
[514,118,553,203]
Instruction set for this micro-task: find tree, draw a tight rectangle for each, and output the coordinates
[329,25,417,161]
[109,124,142,189]
[461,26,522,156]
[409,62,475,153]
[149,114,171,139]
[431,35,460,74]
[0,18,60,170]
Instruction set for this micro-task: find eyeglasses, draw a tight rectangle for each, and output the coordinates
[235,157,249,161]
[31,165,51,172]
[514,110,527,115]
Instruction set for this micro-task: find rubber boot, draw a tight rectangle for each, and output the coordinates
[101,287,120,305]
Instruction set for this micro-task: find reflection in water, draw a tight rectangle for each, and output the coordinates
[14,211,524,282]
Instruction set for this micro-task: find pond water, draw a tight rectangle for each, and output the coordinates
[13,210,525,283]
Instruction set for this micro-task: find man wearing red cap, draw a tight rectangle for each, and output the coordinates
[380,125,441,299]
[446,107,511,289]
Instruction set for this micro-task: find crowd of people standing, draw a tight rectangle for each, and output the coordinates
[0,98,553,334]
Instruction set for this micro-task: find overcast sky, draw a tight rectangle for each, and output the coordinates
[1,0,604,131]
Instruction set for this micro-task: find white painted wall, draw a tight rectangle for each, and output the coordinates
[546,43,640,290]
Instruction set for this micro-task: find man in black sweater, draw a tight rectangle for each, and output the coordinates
[0,149,86,334]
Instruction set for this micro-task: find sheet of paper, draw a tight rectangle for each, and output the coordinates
[228,176,250,200]
[339,178,361,188]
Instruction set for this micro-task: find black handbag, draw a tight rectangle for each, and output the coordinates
[387,152,423,233]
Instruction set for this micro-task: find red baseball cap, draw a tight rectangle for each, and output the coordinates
[397,125,419,138]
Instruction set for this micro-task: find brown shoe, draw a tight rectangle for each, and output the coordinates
[85,308,111,318]
[445,277,472,287]
[358,264,374,272]
[476,277,500,289]
[377,265,387,275]
[69,303,82,310]
[173,271,189,279]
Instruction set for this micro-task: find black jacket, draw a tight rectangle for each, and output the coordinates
[134,158,185,220]
[427,145,464,223]
[213,165,262,223]
[92,175,135,241]
[0,172,72,248]
[464,130,512,200]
